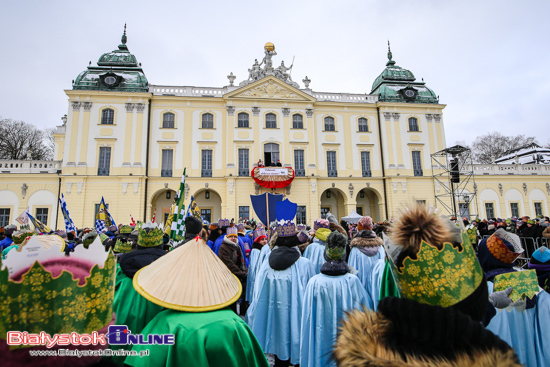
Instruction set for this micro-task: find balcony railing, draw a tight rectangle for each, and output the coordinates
[0,160,61,174]
[161,169,172,177]
[295,169,305,177]
[238,168,249,176]
[413,169,423,177]
[362,170,372,177]
[328,170,338,177]
[201,169,212,177]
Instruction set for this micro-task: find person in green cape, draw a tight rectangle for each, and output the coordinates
[110,223,166,366]
[126,236,269,367]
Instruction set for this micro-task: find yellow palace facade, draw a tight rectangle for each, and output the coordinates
[1,32,549,229]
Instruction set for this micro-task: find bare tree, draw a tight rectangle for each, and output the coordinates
[470,132,537,164]
[0,118,52,160]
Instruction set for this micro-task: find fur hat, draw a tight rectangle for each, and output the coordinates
[325,231,347,260]
[357,216,373,231]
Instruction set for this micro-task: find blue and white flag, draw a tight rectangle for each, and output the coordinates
[59,194,77,234]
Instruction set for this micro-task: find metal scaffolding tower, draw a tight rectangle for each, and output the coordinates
[431,145,479,219]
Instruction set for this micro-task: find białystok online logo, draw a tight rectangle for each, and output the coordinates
[7,325,174,348]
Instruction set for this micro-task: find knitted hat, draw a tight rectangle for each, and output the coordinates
[315,228,331,243]
[531,246,550,264]
[386,204,487,322]
[482,230,523,265]
[253,228,267,242]
[326,212,338,225]
[185,216,203,236]
[325,231,347,260]
[133,236,241,312]
[357,216,374,231]
[226,226,238,238]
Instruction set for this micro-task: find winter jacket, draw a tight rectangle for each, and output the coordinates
[219,237,247,279]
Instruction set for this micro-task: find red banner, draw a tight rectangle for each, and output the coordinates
[251,167,295,189]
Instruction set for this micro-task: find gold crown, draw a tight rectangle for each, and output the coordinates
[276,220,296,237]
[114,239,132,253]
[119,225,133,234]
[387,231,483,307]
[0,236,116,340]
[138,226,163,248]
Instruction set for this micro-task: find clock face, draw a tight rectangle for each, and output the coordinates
[404,90,415,98]
[104,76,116,85]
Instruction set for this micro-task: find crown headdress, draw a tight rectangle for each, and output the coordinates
[276,220,296,237]
[385,206,484,308]
[0,236,116,340]
[114,239,132,253]
[137,222,163,248]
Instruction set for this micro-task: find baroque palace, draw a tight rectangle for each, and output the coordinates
[1,29,550,229]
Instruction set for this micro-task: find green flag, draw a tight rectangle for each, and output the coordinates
[170,168,186,240]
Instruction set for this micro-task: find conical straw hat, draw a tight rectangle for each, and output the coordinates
[133,236,242,312]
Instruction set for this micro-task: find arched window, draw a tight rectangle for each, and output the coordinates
[408,117,419,132]
[162,112,175,128]
[101,109,114,125]
[202,113,214,129]
[238,112,249,128]
[292,114,303,129]
[358,117,368,132]
[324,116,335,131]
[265,113,277,128]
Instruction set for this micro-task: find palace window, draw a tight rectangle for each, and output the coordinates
[266,113,277,128]
[36,208,49,226]
[294,150,305,176]
[408,117,419,132]
[296,206,307,225]
[101,109,114,125]
[239,206,250,221]
[358,117,369,132]
[201,209,211,223]
[510,203,519,218]
[321,207,330,219]
[361,151,372,177]
[327,151,337,177]
[238,113,249,128]
[161,149,173,177]
[293,114,303,129]
[98,147,111,176]
[162,113,175,128]
[0,208,10,227]
[485,203,494,219]
[535,202,543,217]
[412,151,423,176]
[264,143,279,165]
[201,150,212,177]
[324,116,335,131]
[202,113,214,129]
[238,149,249,176]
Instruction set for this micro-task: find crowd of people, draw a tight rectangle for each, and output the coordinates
[0,206,549,367]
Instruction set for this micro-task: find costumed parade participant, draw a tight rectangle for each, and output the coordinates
[479,229,544,366]
[529,247,550,366]
[0,224,16,251]
[333,204,521,366]
[246,227,268,303]
[174,216,203,248]
[347,215,385,309]
[126,236,269,367]
[213,219,250,267]
[111,222,166,366]
[246,219,315,367]
[219,226,248,315]
[300,231,368,367]
[303,219,330,273]
[0,234,117,367]
[207,222,220,249]
[237,222,253,258]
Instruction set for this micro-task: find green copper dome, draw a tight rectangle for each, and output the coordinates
[73,25,148,93]
[371,43,438,104]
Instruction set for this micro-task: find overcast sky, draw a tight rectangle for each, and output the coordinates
[1,0,549,147]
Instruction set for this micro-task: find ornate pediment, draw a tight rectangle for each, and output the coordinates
[226,77,315,102]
